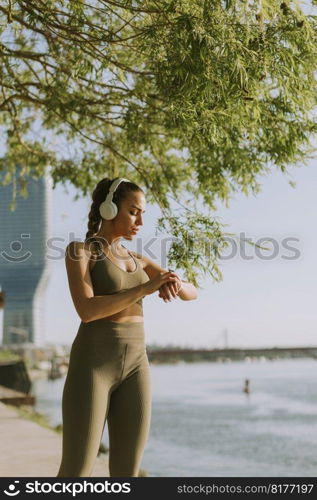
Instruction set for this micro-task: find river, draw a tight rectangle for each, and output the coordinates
[31,357,317,477]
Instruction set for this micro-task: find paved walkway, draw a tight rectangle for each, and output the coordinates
[0,402,109,477]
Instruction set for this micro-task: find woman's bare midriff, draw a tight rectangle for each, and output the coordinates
[89,247,144,323]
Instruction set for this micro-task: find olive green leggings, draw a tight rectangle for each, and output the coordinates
[56,320,152,477]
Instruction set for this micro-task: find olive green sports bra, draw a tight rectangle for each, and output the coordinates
[90,246,150,308]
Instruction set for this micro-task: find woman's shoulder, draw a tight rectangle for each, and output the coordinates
[65,240,99,260]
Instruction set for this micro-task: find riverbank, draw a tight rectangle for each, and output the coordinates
[0,401,109,477]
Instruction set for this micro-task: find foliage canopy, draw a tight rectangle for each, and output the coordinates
[0,0,317,286]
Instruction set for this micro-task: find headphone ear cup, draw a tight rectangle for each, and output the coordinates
[99,200,118,220]
[99,177,129,220]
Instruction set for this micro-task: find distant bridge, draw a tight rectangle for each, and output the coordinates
[146,346,317,363]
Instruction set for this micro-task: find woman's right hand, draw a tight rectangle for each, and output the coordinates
[141,271,179,296]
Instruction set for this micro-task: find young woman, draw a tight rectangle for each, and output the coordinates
[57,177,197,477]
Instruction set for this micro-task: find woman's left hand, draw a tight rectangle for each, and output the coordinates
[158,275,182,302]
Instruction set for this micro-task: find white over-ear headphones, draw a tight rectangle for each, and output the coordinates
[99,178,130,220]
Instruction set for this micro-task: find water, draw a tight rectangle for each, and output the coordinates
[31,358,317,477]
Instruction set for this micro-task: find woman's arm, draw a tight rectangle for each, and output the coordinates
[65,241,146,323]
[84,288,145,322]
[130,250,198,301]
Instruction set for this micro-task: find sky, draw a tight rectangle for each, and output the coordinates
[1,153,315,350]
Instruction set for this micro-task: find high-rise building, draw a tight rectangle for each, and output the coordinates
[0,169,52,346]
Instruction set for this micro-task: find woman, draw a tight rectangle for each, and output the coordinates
[57,177,197,477]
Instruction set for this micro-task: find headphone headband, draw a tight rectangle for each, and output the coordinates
[108,177,130,194]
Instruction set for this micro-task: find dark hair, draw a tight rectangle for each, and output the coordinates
[84,177,144,255]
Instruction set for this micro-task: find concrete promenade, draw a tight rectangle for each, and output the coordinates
[0,402,109,477]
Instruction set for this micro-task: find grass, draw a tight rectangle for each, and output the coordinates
[0,349,21,362]
[6,403,61,433]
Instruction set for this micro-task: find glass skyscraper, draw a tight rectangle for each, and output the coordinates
[0,169,52,346]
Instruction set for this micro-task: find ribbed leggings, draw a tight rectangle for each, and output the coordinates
[56,320,152,477]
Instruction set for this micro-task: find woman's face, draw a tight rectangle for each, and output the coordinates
[115,191,146,240]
